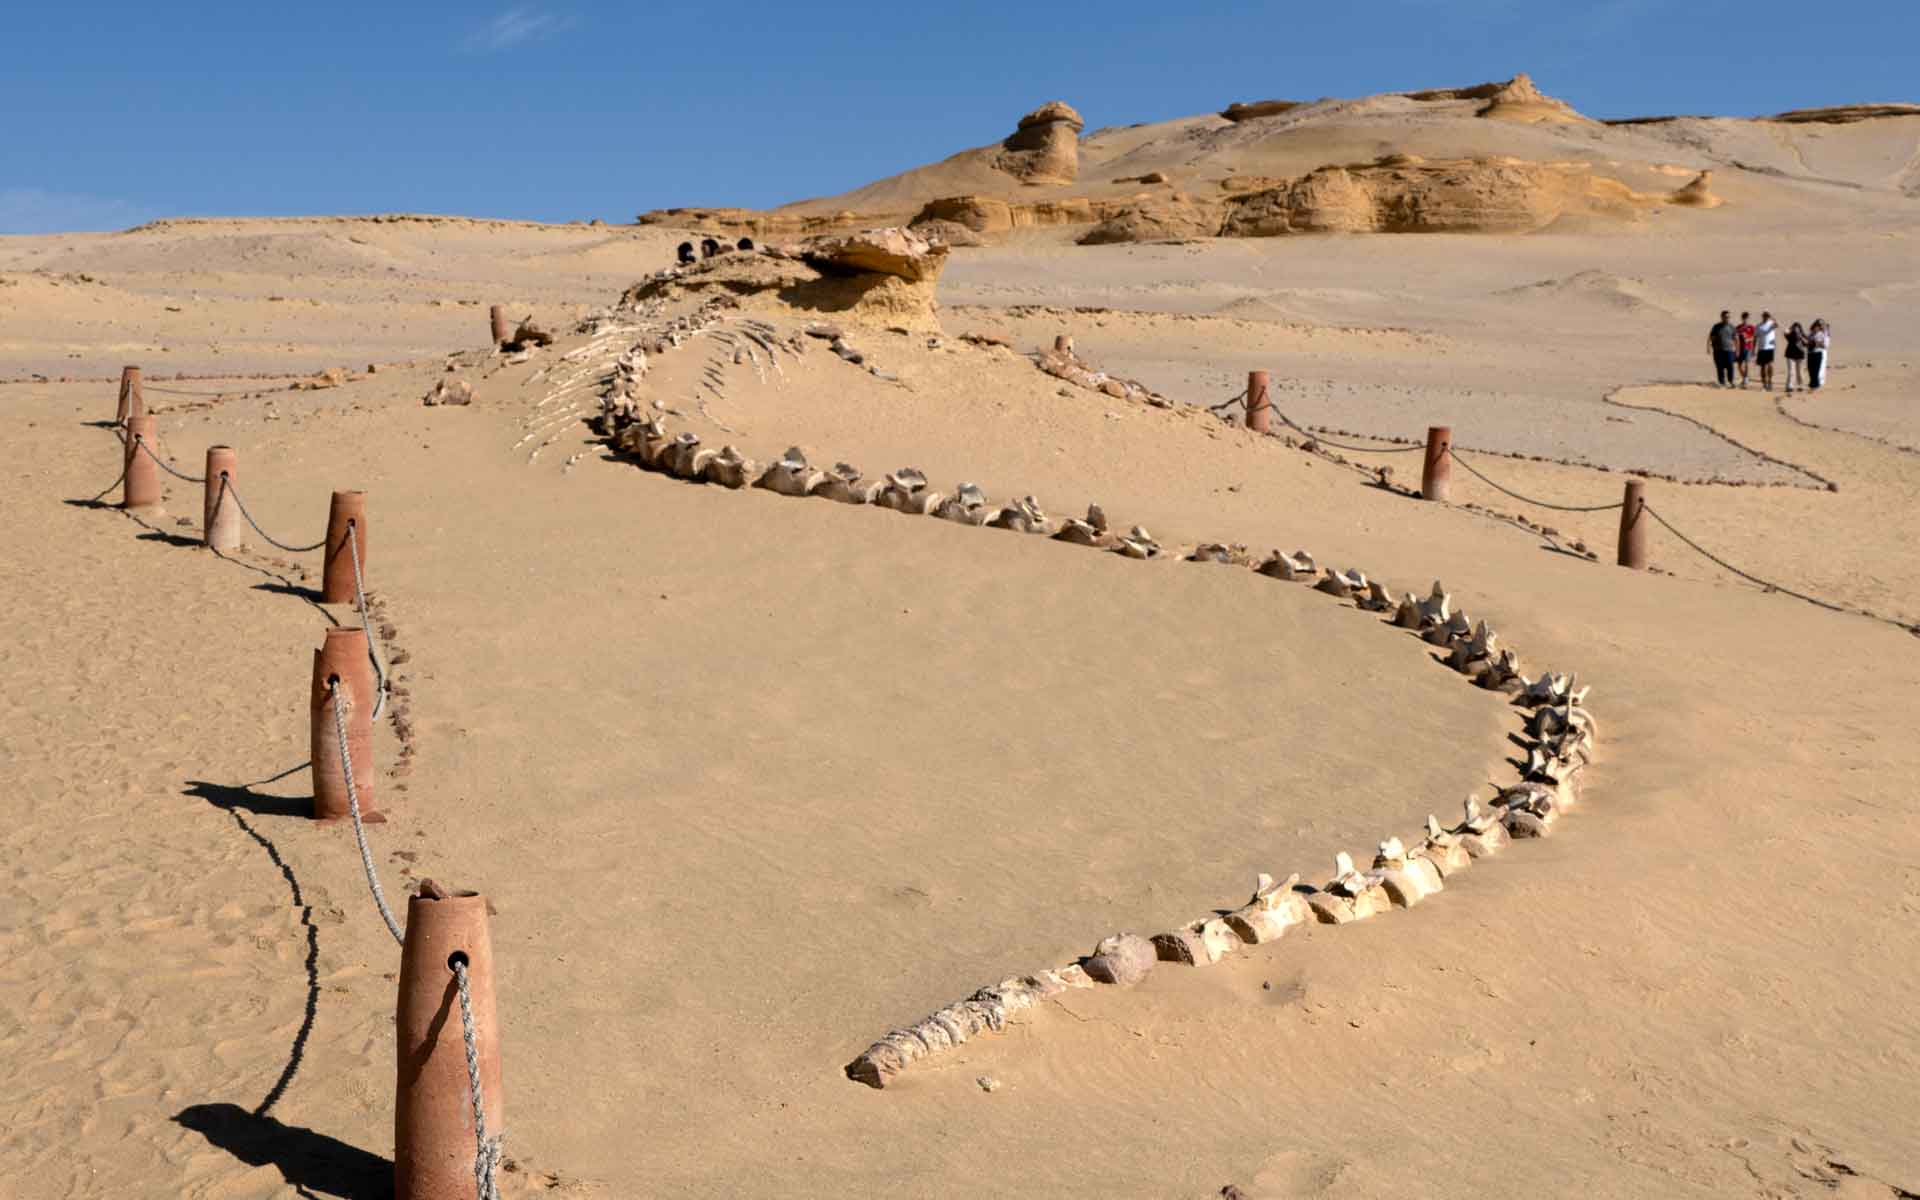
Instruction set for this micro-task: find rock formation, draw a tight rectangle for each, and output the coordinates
[1219,99,1300,123]
[621,228,950,331]
[1473,73,1589,124]
[1667,170,1724,208]
[996,101,1084,185]
[1219,156,1648,237]
[1077,194,1223,245]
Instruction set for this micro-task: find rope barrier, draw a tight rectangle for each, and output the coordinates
[141,383,261,398]
[453,958,504,1200]
[1275,408,1423,454]
[329,682,405,946]
[85,457,130,504]
[221,478,328,553]
[1446,447,1624,513]
[346,522,389,720]
[1206,389,1246,415]
[1641,505,1852,618]
[134,435,207,483]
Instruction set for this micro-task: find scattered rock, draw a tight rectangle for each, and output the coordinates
[423,378,472,407]
[1083,933,1155,987]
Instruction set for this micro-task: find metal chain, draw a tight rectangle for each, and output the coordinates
[453,959,504,1200]
[133,435,208,482]
[345,524,389,721]
[1207,389,1247,414]
[1446,447,1625,512]
[142,383,253,397]
[223,479,328,553]
[330,682,405,946]
[1275,408,1424,453]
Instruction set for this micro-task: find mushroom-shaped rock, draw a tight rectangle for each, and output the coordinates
[1223,872,1310,944]
[997,101,1085,185]
[1084,933,1156,987]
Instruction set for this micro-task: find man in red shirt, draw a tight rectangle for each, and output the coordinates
[1736,312,1757,387]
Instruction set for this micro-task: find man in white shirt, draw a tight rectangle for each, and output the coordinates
[1755,311,1779,391]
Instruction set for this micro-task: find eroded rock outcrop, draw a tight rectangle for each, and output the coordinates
[996,101,1084,185]
[1077,194,1224,245]
[1220,156,1647,236]
[1667,170,1723,208]
[1220,99,1301,122]
[620,228,949,331]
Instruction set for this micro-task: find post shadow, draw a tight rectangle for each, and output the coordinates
[173,1103,391,1199]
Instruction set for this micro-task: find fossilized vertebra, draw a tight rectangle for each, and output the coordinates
[1222,872,1310,944]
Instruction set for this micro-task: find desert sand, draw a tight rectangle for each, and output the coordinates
[3,80,1919,1199]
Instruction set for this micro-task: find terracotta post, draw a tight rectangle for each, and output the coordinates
[396,888,503,1200]
[123,414,162,510]
[203,446,240,551]
[489,305,510,348]
[1421,426,1452,501]
[117,365,144,425]
[1052,334,1073,355]
[1246,370,1271,434]
[1617,480,1648,569]
[321,490,368,605]
[310,625,380,822]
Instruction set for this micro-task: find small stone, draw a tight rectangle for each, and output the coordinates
[1084,933,1156,987]
[976,1075,1000,1093]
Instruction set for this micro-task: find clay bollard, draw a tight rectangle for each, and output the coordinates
[1421,426,1452,501]
[203,446,240,551]
[122,414,162,510]
[116,365,144,425]
[310,626,380,822]
[1084,933,1156,987]
[1246,369,1271,434]
[321,490,368,606]
[1617,479,1648,569]
[489,305,511,348]
[395,883,503,1200]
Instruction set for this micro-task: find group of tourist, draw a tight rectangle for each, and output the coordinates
[1708,310,1830,393]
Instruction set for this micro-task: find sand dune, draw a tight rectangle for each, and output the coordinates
[4,76,1920,1200]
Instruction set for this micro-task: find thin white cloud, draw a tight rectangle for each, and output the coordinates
[0,188,156,235]
[460,7,576,53]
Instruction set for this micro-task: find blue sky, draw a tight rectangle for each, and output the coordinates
[3,0,1914,233]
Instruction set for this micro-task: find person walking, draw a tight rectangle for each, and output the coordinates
[1754,311,1778,391]
[1709,310,1738,386]
[1784,321,1808,393]
[1808,319,1831,390]
[1735,312,1757,387]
